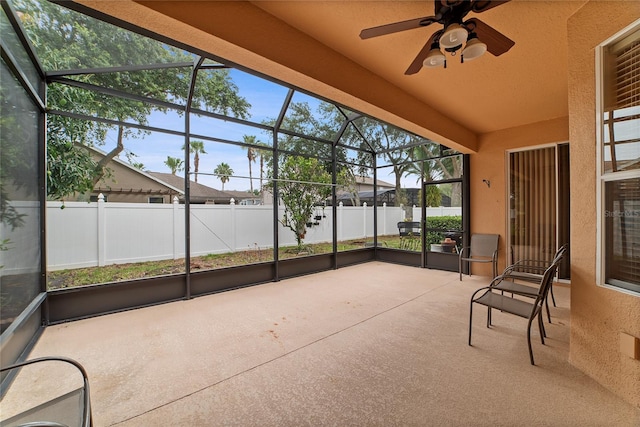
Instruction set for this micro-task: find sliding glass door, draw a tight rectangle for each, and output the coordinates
[508,144,570,280]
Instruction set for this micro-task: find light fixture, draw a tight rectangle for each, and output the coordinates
[462,33,487,62]
[423,42,446,68]
[425,27,488,69]
[439,23,468,49]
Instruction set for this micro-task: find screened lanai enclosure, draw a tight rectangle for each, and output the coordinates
[1,0,469,373]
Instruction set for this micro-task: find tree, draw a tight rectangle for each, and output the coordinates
[183,140,206,183]
[164,156,184,175]
[369,123,414,198]
[242,135,258,192]
[262,100,359,198]
[15,0,250,199]
[214,162,233,190]
[264,101,351,162]
[270,156,332,250]
[125,151,145,171]
[406,144,463,207]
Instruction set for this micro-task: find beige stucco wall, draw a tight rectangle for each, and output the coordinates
[471,1,640,407]
[567,1,640,407]
[469,116,569,276]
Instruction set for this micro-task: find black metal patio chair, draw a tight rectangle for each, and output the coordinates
[459,233,499,280]
[468,263,558,365]
[494,244,568,323]
[398,221,421,251]
[0,356,93,427]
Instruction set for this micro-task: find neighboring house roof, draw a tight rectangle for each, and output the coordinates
[148,172,231,203]
[336,189,392,200]
[224,190,260,202]
[355,176,394,189]
[85,145,184,196]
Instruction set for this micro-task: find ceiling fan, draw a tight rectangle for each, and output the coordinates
[359,0,515,74]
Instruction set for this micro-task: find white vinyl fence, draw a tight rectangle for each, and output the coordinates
[40,198,460,271]
[0,201,40,276]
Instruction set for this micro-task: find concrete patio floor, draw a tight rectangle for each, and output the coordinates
[3,262,639,426]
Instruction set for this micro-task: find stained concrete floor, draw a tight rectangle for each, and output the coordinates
[2,262,639,426]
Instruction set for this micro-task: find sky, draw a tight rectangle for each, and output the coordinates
[101,68,407,192]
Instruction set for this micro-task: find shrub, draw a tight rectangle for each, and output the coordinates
[425,216,462,246]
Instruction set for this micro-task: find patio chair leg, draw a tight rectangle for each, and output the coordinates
[545,297,552,324]
[539,313,546,343]
[550,283,557,307]
[527,318,536,365]
[486,307,492,327]
[468,302,474,346]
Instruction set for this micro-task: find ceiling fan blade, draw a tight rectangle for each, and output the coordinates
[360,16,437,39]
[471,0,511,13]
[405,31,441,75]
[465,18,514,56]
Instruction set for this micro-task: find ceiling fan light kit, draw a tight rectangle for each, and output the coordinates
[440,23,468,48]
[462,35,487,61]
[359,0,515,74]
[424,47,447,68]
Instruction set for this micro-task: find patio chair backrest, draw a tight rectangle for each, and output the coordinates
[397,222,421,237]
[552,244,568,265]
[470,234,500,258]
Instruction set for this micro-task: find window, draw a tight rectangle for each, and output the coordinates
[598,23,640,295]
[148,197,164,204]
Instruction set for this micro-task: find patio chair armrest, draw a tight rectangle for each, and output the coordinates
[470,286,494,299]
[471,275,507,297]
[487,274,508,287]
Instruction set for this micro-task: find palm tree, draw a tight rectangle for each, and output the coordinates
[255,143,272,196]
[242,135,258,193]
[183,140,207,183]
[214,162,233,191]
[164,156,184,175]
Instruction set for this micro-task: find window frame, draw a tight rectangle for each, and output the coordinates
[595,19,640,297]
